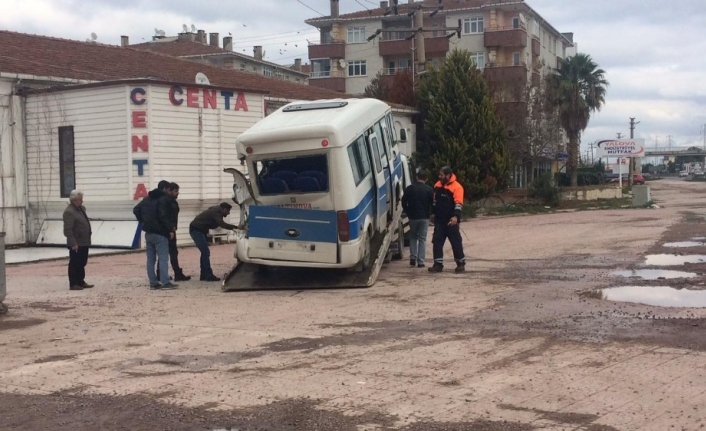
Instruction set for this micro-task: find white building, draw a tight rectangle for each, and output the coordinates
[0,30,417,246]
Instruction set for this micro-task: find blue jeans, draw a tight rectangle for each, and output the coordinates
[146,233,170,285]
[189,228,212,278]
[408,218,430,265]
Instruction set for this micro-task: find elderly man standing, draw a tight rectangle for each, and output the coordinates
[63,189,93,291]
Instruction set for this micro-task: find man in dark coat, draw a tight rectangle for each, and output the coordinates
[133,181,178,290]
[157,182,191,281]
[402,171,434,267]
[189,203,238,281]
[63,189,93,290]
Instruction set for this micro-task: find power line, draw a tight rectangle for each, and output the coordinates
[355,0,371,10]
[232,28,314,42]
[296,0,325,16]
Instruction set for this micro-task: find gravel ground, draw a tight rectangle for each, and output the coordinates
[2,179,706,430]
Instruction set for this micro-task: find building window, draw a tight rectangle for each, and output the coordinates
[310,59,331,78]
[533,20,540,36]
[59,126,75,198]
[263,66,274,77]
[463,17,484,34]
[470,52,485,69]
[512,17,520,29]
[240,63,246,71]
[513,52,521,66]
[348,60,367,76]
[347,26,366,43]
[432,24,440,38]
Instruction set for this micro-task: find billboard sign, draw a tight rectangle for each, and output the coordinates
[596,139,645,158]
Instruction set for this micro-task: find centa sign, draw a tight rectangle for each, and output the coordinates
[596,139,645,158]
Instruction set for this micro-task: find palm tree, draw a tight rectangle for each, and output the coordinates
[547,54,608,186]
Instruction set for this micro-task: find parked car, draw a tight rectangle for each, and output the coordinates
[608,174,645,185]
[679,170,689,177]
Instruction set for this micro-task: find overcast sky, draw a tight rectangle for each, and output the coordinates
[3,0,706,157]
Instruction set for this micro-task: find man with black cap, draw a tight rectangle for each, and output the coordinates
[189,202,238,281]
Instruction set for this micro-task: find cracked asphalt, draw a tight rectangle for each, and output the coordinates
[1,179,706,430]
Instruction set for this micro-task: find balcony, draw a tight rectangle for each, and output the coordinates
[308,76,346,93]
[531,36,540,57]
[308,42,345,59]
[484,27,528,48]
[379,37,449,56]
[484,62,528,89]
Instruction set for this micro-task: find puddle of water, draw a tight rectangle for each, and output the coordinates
[594,285,706,308]
[693,237,706,241]
[612,269,698,280]
[644,254,706,266]
[663,241,705,248]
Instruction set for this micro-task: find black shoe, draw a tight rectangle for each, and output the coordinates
[69,285,84,291]
[417,263,425,268]
[161,283,179,289]
[201,275,221,282]
[428,264,443,273]
[409,259,416,266]
[150,283,161,290]
[80,282,94,288]
[174,273,191,281]
[455,264,466,273]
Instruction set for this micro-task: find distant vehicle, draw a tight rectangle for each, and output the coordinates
[607,173,645,185]
[679,170,689,177]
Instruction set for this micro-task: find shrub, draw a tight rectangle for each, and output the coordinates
[529,172,560,206]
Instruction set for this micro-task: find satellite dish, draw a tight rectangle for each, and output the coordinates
[182,24,188,32]
[191,24,196,32]
[195,72,210,85]
[90,32,97,41]
[338,59,346,68]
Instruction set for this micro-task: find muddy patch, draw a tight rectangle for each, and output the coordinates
[0,393,395,431]
[34,354,78,364]
[24,302,75,313]
[0,318,46,331]
[499,404,619,430]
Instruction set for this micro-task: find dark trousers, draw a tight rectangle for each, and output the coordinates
[68,246,89,287]
[189,228,212,278]
[432,223,465,266]
[157,236,182,277]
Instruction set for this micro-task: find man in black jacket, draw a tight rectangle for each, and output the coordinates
[189,203,238,281]
[133,181,178,289]
[158,182,191,281]
[401,171,434,267]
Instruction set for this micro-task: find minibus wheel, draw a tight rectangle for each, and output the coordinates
[355,231,372,272]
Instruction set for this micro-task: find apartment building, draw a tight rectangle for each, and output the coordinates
[128,31,309,84]
[305,0,573,96]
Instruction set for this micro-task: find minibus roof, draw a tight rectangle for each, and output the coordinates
[237,98,391,149]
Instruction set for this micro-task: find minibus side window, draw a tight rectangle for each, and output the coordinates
[373,122,388,167]
[347,136,371,186]
[368,134,382,173]
[385,113,397,146]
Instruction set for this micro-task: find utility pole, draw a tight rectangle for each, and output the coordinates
[629,117,640,186]
[616,132,623,139]
[588,141,596,165]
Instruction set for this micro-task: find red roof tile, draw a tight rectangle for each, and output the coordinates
[130,39,227,56]
[0,30,345,101]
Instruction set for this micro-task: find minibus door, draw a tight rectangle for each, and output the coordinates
[367,132,388,233]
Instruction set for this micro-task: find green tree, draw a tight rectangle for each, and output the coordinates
[363,71,388,100]
[417,49,509,200]
[546,54,608,187]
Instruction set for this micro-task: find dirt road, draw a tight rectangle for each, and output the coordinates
[2,179,706,430]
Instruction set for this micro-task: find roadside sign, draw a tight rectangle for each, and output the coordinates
[596,139,645,158]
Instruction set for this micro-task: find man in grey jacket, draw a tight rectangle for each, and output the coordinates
[63,189,93,291]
